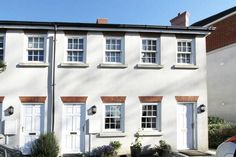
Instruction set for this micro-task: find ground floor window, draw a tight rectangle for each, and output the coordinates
[141,103,161,130]
[104,103,124,131]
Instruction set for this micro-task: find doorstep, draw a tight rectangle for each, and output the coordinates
[174,150,216,157]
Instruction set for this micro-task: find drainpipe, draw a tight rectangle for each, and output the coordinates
[51,24,57,132]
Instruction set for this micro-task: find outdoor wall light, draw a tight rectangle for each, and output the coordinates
[91,105,97,114]
[198,104,206,113]
[7,106,14,115]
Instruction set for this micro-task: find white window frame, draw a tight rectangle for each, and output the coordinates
[140,38,160,64]
[65,36,86,63]
[103,103,124,132]
[0,35,5,61]
[24,35,47,63]
[176,39,195,65]
[104,37,124,64]
[141,103,161,131]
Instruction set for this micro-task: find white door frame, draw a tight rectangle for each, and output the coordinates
[20,103,45,155]
[177,102,197,150]
[62,103,86,154]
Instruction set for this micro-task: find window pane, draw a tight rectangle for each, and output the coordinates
[104,105,122,130]
[141,104,159,129]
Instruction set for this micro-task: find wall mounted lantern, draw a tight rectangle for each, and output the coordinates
[198,104,206,113]
[91,105,97,114]
[7,106,14,115]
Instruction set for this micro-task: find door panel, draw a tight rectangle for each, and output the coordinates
[63,104,85,153]
[177,103,194,150]
[21,104,44,155]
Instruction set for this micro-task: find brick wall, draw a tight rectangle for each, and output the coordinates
[207,14,236,52]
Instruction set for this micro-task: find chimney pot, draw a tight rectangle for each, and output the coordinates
[96,18,108,24]
[170,11,190,27]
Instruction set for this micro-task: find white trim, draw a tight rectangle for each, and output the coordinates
[17,62,49,67]
[59,62,89,68]
[140,37,160,64]
[0,25,211,35]
[140,103,161,131]
[24,34,48,63]
[173,65,198,69]
[99,63,128,68]
[99,132,126,137]
[136,64,163,69]
[176,38,196,65]
[102,103,125,133]
[103,36,125,64]
[56,27,211,35]
[64,35,87,64]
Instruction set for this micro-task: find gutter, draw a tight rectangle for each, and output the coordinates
[51,24,57,132]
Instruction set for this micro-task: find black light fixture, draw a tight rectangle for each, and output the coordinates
[7,106,14,115]
[198,104,206,113]
[91,105,97,114]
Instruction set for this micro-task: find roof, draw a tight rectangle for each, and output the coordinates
[0,20,213,35]
[192,6,236,26]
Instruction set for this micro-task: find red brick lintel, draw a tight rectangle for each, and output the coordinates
[19,96,47,103]
[61,96,88,103]
[101,96,126,103]
[139,96,163,103]
[175,96,199,102]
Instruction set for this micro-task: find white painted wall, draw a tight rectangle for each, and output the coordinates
[207,43,236,123]
[0,30,208,154]
[54,32,208,154]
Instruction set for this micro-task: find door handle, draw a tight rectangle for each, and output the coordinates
[70,132,77,135]
[29,133,36,135]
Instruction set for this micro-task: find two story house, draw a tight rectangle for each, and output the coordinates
[0,13,212,155]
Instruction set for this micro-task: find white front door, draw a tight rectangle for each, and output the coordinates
[177,103,194,150]
[21,104,44,154]
[63,104,85,154]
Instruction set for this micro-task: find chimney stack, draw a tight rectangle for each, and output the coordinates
[96,18,108,24]
[170,11,190,27]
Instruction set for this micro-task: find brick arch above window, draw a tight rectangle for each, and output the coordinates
[175,96,199,102]
[19,96,46,103]
[101,96,126,103]
[0,96,4,103]
[139,96,163,103]
[61,96,88,103]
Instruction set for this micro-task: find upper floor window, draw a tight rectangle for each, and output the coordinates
[104,103,124,131]
[105,38,123,64]
[141,39,158,64]
[141,103,161,130]
[67,37,85,63]
[27,36,45,62]
[0,36,4,61]
[177,40,194,64]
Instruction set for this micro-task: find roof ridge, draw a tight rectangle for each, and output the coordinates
[192,6,236,26]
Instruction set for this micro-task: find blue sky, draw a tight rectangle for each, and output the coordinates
[0,0,236,25]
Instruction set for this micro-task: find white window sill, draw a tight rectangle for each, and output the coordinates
[18,62,49,67]
[173,64,199,69]
[99,63,128,69]
[59,62,89,68]
[139,131,163,137]
[99,132,127,137]
[136,64,164,69]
